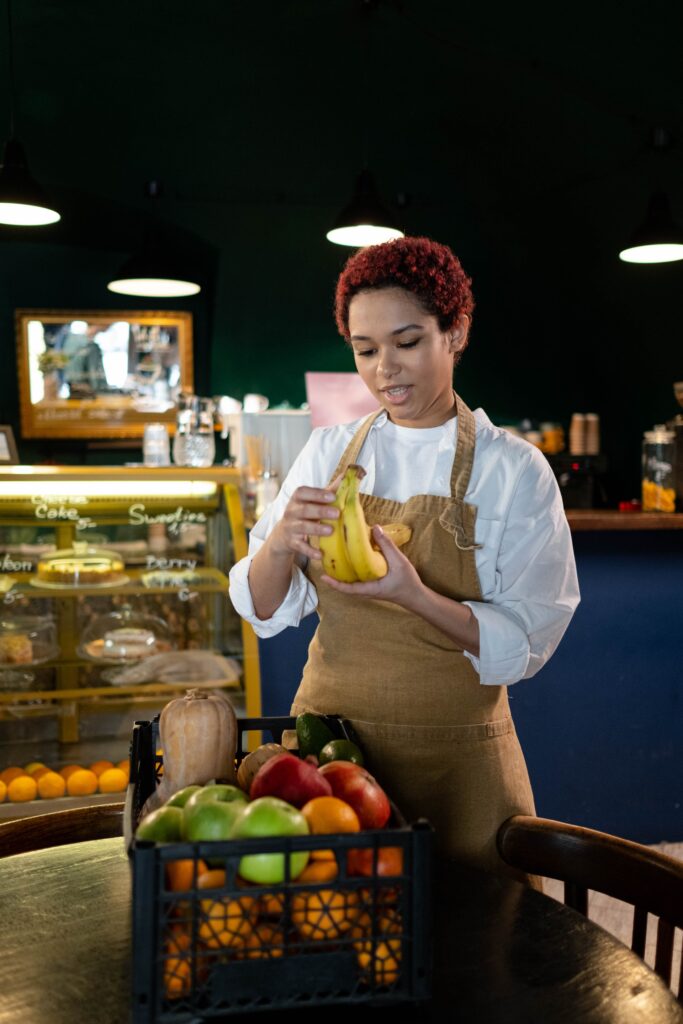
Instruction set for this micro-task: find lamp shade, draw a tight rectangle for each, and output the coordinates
[327,169,404,247]
[0,138,60,226]
[107,236,201,297]
[619,190,683,264]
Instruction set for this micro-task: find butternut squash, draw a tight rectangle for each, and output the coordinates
[144,689,238,813]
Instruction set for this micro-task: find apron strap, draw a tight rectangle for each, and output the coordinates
[442,392,482,551]
[450,392,477,501]
[328,407,384,486]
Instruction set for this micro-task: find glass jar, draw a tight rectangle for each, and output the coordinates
[642,425,676,512]
[78,604,175,664]
[172,394,216,467]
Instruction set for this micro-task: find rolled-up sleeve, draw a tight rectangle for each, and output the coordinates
[228,446,321,638]
[462,448,580,685]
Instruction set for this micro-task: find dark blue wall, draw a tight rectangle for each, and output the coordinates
[258,529,683,844]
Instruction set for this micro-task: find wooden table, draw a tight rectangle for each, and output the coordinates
[1,839,681,1024]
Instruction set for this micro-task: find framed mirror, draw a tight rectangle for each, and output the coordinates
[15,309,193,439]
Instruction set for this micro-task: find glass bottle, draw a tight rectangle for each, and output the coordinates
[641,425,676,512]
[172,395,216,467]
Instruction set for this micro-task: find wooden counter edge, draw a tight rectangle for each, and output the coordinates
[566,511,683,530]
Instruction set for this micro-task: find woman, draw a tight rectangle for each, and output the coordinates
[229,236,580,880]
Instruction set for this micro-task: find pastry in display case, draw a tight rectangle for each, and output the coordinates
[0,614,59,692]
[33,542,127,588]
[78,603,174,668]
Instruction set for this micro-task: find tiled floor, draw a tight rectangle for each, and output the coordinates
[543,841,682,990]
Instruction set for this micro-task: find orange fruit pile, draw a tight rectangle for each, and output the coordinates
[0,757,129,803]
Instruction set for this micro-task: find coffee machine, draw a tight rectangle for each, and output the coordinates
[669,382,683,509]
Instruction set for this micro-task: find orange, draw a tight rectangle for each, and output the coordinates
[37,771,66,799]
[238,922,285,959]
[166,858,208,893]
[296,859,339,884]
[0,766,26,785]
[163,927,192,999]
[58,764,84,781]
[7,774,37,803]
[0,779,6,803]
[23,761,47,775]
[291,888,360,942]
[257,890,285,917]
[198,893,258,950]
[30,766,52,781]
[88,760,114,778]
[66,768,98,796]
[301,796,360,835]
[356,937,402,987]
[348,846,404,878]
[97,767,128,793]
[310,848,336,862]
[197,870,258,950]
[116,759,130,775]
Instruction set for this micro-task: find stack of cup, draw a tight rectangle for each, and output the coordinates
[569,414,586,455]
[585,414,600,455]
[143,423,171,466]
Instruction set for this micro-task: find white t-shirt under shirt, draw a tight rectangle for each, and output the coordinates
[228,407,581,686]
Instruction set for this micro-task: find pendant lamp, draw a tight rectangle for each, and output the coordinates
[327,169,404,248]
[618,190,683,264]
[107,181,201,297]
[0,1,60,226]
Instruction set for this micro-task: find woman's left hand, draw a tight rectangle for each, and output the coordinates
[320,526,424,607]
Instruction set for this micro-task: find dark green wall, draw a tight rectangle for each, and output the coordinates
[0,0,680,499]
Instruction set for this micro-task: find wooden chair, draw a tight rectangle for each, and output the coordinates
[497,814,683,1000]
[0,802,124,857]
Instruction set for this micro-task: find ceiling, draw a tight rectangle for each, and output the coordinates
[4,0,681,244]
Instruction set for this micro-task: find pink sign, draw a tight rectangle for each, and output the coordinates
[305,372,380,428]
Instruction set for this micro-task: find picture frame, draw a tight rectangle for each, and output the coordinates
[0,425,19,464]
[15,309,194,440]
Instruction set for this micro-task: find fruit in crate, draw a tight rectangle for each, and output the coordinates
[184,783,247,808]
[315,464,412,582]
[318,761,391,829]
[318,738,364,766]
[166,785,202,807]
[136,805,184,842]
[229,796,310,884]
[183,798,246,842]
[236,743,287,792]
[249,751,332,807]
[295,713,336,759]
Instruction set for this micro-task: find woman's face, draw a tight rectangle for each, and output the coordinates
[348,287,468,428]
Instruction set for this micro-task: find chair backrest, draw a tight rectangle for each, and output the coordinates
[0,802,124,857]
[497,814,683,1000]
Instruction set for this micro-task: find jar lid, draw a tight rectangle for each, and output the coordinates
[644,424,675,443]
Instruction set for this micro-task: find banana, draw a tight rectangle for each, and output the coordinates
[370,522,412,551]
[315,473,359,582]
[341,465,389,581]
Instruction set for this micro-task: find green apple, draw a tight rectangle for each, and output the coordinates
[184,784,248,810]
[183,797,246,841]
[166,785,202,808]
[229,796,310,884]
[135,805,184,843]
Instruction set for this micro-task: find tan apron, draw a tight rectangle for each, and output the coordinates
[291,393,537,883]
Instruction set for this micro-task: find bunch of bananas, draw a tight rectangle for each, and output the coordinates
[314,464,411,582]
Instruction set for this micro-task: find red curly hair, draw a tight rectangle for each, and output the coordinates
[334,236,475,339]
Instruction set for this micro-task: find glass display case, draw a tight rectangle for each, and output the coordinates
[0,466,261,808]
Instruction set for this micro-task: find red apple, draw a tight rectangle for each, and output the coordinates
[250,752,332,808]
[317,761,391,829]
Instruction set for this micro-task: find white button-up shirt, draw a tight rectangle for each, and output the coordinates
[228,408,580,686]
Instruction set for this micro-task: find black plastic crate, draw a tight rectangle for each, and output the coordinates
[128,715,433,1021]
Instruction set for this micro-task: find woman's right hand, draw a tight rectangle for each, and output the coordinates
[268,483,339,562]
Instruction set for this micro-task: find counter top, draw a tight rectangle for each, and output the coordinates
[566,511,683,531]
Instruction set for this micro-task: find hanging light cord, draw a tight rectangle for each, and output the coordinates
[6,0,15,138]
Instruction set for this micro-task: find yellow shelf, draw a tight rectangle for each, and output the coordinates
[5,566,229,599]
